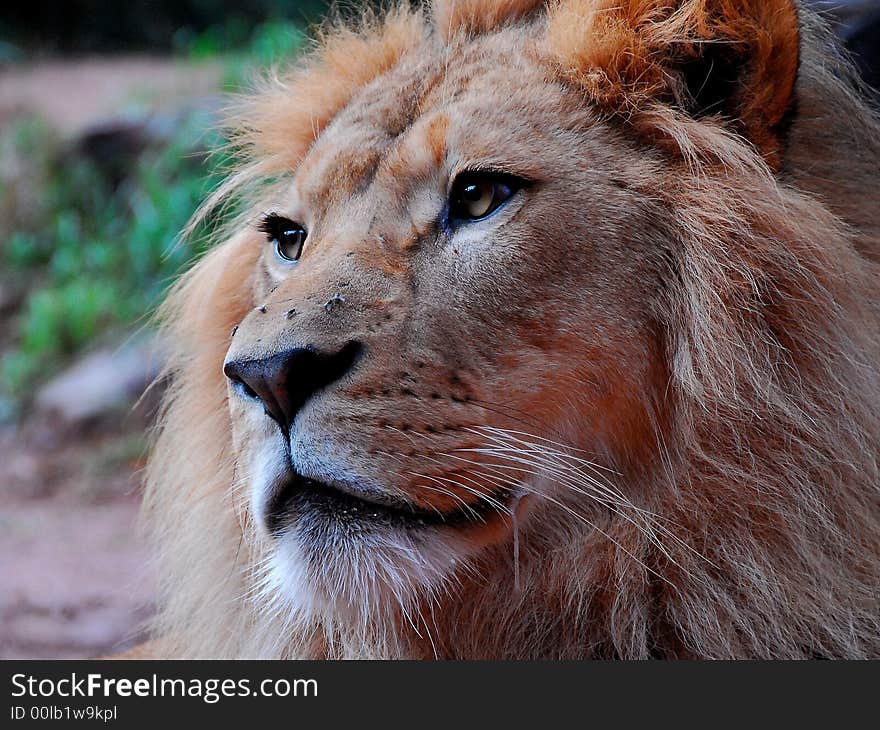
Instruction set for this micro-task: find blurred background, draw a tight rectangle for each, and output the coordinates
[0,0,877,659]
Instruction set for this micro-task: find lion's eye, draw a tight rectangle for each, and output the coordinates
[448,173,522,223]
[259,214,307,262]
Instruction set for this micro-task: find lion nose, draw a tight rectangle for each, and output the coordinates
[223,340,362,432]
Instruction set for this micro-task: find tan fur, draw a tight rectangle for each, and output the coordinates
[433,0,545,39]
[142,1,880,658]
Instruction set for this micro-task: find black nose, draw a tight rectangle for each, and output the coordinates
[224,341,362,433]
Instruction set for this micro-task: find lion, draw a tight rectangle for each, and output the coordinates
[137,0,880,659]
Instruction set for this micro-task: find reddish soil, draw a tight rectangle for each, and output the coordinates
[0,492,154,659]
[0,414,156,658]
[0,56,221,136]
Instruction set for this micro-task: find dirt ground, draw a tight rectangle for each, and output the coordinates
[0,56,221,136]
[0,417,156,658]
[0,494,153,659]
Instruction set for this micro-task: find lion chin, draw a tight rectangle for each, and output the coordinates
[138,0,880,659]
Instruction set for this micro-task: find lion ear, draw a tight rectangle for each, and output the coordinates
[547,0,801,166]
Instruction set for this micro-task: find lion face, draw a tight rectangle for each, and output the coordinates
[149,0,880,658]
[222,28,665,617]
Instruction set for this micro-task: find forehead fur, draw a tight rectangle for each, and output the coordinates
[230,7,427,173]
[219,0,800,203]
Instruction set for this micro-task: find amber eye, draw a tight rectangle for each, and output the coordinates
[259,214,307,262]
[448,172,522,223]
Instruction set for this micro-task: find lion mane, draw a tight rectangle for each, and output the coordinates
[141,0,880,658]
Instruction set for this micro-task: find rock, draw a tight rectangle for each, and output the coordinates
[68,104,216,188]
[35,334,166,425]
[0,278,26,317]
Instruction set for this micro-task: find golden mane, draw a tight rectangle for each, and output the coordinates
[142,1,880,658]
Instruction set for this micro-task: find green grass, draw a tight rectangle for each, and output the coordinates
[1,113,221,399]
[0,21,305,418]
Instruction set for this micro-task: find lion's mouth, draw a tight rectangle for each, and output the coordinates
[265,471,511,535]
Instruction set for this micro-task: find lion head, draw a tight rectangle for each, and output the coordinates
[144,0,880,658]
